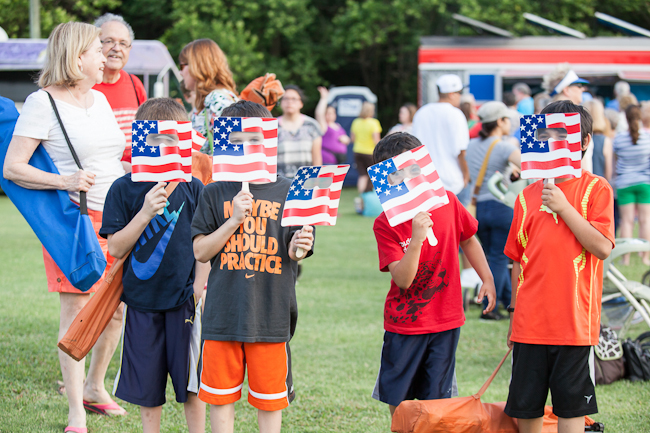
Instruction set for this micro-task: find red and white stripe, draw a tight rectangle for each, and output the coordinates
[212,117,278,183]
[281,165,350,226]
[132,120,193,182]
[521,113,582,179]
[384,145,449,227]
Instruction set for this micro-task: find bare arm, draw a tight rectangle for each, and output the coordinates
[193,190,253,263]
[121,161,132,174]
[193,260,210,299]
[339,134,351,145]
[460,236,496,313]
[508,148,521,168]
[542,183,613,260]
[372,132,381,145]
[311,136,323,166]
[386,212,432,289]
[3,135,95,191]
[107,182,168,259]
[603,137,613,182]
[315,87,328,134]
[458,150,470,186]
[506,261,520,349]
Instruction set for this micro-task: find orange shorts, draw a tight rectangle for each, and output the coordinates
[198,340,294,411]
[44,207,114,294]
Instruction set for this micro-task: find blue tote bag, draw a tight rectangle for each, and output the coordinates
[0,94,106,291]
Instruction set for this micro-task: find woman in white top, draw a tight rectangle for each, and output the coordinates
[179,39,238,154]
[3,22,127,431]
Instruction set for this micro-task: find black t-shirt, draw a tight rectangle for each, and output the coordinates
[191,178,314,343]
[100,174,204,312]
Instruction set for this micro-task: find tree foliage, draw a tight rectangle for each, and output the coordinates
[2,0,650,126]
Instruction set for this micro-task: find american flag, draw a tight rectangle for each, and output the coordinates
[212,117,278,183]
[131,120,193,182]
[192,129,206,151]
[281,165,350,227]
[370,145,449,227]
[520,113,582,179]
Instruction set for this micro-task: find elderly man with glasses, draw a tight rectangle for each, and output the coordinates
[93,13,147,168]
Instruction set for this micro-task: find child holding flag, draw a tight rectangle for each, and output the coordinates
[504,101,615,433]
[191,100,315,433]
[99,98,208,433]
[370,132,496,418]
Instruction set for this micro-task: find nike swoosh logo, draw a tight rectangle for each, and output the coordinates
[131,203,184,280]
[245,274,255,279]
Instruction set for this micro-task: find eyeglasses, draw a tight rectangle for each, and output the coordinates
[101,39,132,50]
[570,83,585,89]
[282,97,301,102]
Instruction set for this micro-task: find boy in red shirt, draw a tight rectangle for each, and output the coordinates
[371,132,496,418]
[504,101,615,433]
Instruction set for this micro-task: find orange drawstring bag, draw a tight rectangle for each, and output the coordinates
[240,73,285,111]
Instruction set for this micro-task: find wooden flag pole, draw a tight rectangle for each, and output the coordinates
[295,225,308,259]
[427,227,438,246]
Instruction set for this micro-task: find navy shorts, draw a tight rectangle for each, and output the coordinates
[113,296,199,407]
[505,343,597,419]
[372,328,460,407]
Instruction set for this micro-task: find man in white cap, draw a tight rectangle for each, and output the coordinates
[412,74,470,200]
[542,64,589,105]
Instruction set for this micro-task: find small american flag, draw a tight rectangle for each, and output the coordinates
[212,117,278,183]
[192,129,206,151]
[370,145,449,227]
[131,120,192,182]
[520,113,582,179]
[281,165,350,226]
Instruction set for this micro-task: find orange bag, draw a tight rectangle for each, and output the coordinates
[58,183,179,361]
[391,349,599,433]
[240,73,285,111]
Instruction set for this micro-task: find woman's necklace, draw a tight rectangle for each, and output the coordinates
[64,85,90,117]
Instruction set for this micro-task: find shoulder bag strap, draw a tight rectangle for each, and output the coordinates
[128,74,141,106]
[44,90,89,215]
[473,348,512,399]
[471,137,500,205]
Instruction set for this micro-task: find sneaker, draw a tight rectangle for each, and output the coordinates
[480,311,504,321]
[354,197,364,214]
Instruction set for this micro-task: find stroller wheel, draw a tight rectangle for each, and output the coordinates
[642,270,650,287]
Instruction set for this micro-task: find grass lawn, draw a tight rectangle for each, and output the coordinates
[0,189,648,432]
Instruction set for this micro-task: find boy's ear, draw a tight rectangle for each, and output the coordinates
[581,133,592,152]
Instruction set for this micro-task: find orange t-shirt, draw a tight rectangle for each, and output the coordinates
[504,171,615,346]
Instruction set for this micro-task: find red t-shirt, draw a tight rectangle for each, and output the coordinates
[504,171,615,346]
[373,192,478,335]
[93,70,147,163]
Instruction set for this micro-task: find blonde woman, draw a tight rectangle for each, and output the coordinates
[179,39,238,154]
[3,22,127,432]
[351,102,382,194]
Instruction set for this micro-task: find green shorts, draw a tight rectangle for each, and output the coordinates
[617,183,650,205]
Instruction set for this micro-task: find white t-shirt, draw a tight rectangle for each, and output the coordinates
[412,102,469,194]
[13,89,125,211]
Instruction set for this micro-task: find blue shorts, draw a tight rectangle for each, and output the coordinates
[113,295,200,407]
[372,328,460,407]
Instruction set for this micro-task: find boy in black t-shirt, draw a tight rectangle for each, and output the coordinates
[100,98,209,433]
[191,100,315,433]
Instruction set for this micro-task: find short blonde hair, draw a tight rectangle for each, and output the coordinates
[360,102,375,119]
[542,63,571,95]
[38,22,100,88]
[619,93,638,113]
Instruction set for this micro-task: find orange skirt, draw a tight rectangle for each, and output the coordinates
[44,207,115,294]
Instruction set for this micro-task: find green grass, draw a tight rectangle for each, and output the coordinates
[0,190,649,432]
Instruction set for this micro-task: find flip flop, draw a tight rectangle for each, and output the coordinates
[64,427,87,433]
[83,399,127,416]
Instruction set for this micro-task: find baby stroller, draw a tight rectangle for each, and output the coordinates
[486,172,650,337]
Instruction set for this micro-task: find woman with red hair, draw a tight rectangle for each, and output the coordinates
[179,39,238,154]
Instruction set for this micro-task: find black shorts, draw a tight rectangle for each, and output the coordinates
[505,343,597,419]
[372,329,460,407]
[113,296,199,407]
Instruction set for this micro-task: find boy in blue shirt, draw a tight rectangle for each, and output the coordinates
[100,98,209,433]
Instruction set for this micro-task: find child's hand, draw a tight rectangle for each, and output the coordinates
[506,319,514,349]
[290,225,314,257]
[231,190,254,225]
[476,279,496,315]
[411,212,433,245]
[541,181,569,215]
[142,182,168,219]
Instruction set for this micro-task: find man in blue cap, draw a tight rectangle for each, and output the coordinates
[542,64,589,105]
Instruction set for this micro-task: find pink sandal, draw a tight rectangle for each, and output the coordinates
[64,427,87,433]
[83,399,127,416]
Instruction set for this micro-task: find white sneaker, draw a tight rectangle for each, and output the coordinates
[354,197,364,214]
[460,268,483,289]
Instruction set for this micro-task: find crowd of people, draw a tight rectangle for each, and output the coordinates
[0,13,647,433]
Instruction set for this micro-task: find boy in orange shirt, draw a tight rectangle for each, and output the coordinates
[504,100,615,433]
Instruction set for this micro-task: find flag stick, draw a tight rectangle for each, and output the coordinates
[427,227,437,246]
[242,181,250,193]
[295,225,309,259]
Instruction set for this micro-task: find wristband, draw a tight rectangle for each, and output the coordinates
[507,305,515,313]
